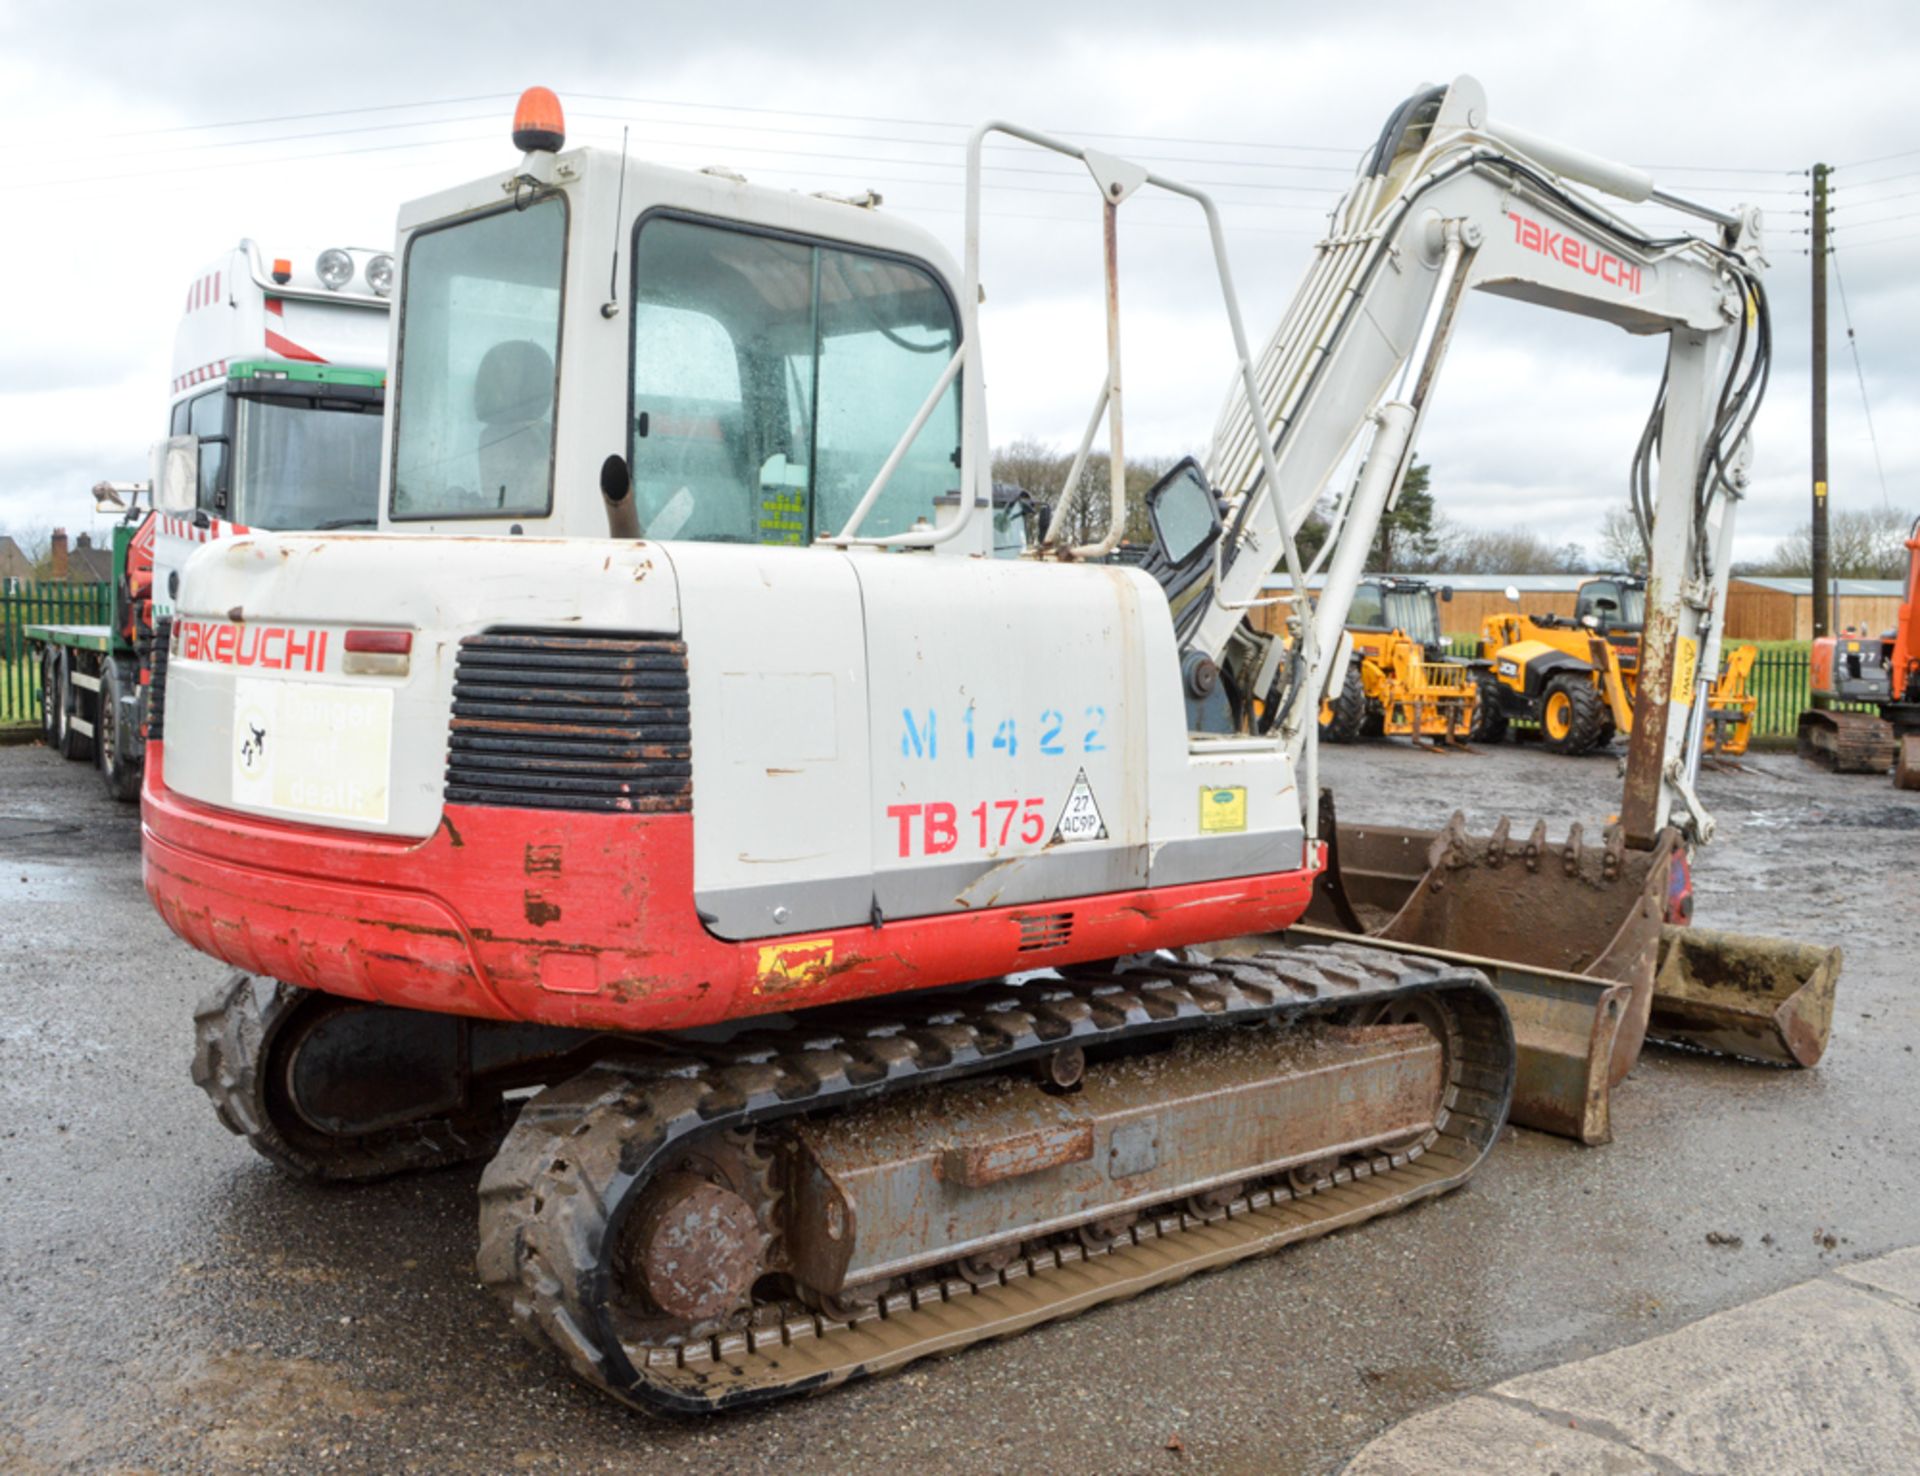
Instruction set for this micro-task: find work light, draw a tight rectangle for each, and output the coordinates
[316,248,354,290]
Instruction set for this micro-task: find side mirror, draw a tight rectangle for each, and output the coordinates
[1146,456,1221,566]
[158,436,199,513]
[1503,584,1520,604]
[1440,585,1454,603]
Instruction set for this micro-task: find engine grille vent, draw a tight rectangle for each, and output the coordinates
[1016,912,1074,952]
[444,630,691,814]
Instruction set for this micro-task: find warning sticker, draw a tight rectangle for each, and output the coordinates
[1052,768,1108,843]
[1671,635,1700,707]
[1199,785,1248,833]
[754,939,835,997]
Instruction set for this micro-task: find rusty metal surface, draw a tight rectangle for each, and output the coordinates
[1288,814,1672,1142]
[445,631,693,814]
[1304,814,1668,1084]
[1621,603,1678,847]
[1649,924,1841,1068]
[478,940,1514,1412]
[624,1173,767,1323]
[786,1022,1444,1290]
[1278,924,1627,1146]
[940,1122,1096,1188]
[1797,709,1897,775]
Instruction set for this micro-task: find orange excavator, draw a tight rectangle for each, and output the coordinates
[1799,516,1920,787]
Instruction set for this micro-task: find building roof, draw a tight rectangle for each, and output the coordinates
[1731,576,1905,597]
[1262,571,1604,594]
[65,543,114,583]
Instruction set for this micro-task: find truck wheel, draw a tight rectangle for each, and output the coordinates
[97,658,142,802]
[1320,664,1367,744]
[1540,675,1607,755]
[1470,671,1508,743]
[54,653,94,763]
[39,649,58,746]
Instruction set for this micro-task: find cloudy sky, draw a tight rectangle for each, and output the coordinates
[1,0,1913,564]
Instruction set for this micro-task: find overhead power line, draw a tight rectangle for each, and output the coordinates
[38,84,1799,182]
[70,92,517,142]
[1835,143,1920,170]
[1828,248,1891,511]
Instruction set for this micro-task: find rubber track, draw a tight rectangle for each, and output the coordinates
[191,973,516,1183]
[476,942,1514,1412]
[1797,710,1896,774]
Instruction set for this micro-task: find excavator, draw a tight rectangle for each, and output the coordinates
[1799,514,1920,786]
[145,81,1835,1412]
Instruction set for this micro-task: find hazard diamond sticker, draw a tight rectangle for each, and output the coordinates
[1052,768,1108,843]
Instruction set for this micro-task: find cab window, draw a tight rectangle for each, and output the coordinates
[392,196,567,519]
[188,389,228,513]
[1348,582,1386,630]
[629,215,959,545]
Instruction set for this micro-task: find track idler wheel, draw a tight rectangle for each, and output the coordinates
[190,973,518,1182]
[622,1173,768,1323]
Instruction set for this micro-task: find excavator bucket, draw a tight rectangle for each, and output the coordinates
[1225,810,1837,1144]
[1647,925,1840,1068]
[1280,814,1665,1145]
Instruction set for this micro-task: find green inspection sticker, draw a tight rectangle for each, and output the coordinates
[1199,786,1247,833]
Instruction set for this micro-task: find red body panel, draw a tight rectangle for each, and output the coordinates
[142,745,1321,1034]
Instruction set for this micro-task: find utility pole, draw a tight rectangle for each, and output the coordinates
[1810,162,1831,660]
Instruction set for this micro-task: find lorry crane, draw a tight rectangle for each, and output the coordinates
[26,239,389,798]
[147,80,1808,1412]
[1798,513,1920,785]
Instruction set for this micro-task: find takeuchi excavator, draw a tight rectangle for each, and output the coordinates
[146,81,1835,1412]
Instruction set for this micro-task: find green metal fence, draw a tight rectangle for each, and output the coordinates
[0,582,112,727]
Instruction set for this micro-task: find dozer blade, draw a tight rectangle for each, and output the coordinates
[1273,925,1630,1146]
[1898,731,1920,791]
[1272,812,1673,1145]
[1648,925,1841,1068]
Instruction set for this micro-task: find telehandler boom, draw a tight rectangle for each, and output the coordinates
[148,80,1819,1411]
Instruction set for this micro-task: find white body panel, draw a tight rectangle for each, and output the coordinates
[375,151,971,549]
[169,242,388,400]
[165,533,1305,934]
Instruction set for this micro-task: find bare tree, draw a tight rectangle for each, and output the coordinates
[1754,507,1916,580]
[992,438,1176,547]
[1423,518,1588,575]
[1594,505,1648,574]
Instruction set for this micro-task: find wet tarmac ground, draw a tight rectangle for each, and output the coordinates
[2,737,1916,1474]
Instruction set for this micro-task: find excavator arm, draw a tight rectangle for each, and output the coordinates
[1195,75,1768,847]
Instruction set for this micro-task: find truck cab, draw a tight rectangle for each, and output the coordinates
[33,240,391,801]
